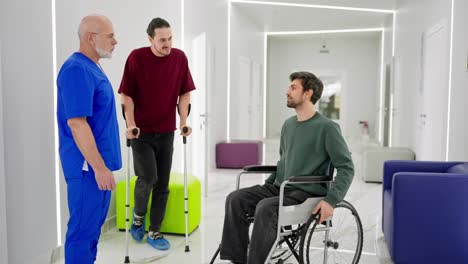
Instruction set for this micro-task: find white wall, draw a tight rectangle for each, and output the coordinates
[0,0,58,263]
[267,33,381,140]
[393,0,451,152]
[184,0,228,169]
[230,5,265,140]
[448,0,468,161]
[0,40,9,264]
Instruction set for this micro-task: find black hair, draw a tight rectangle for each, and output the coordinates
[289,71,323,104]
[146,17,171,38]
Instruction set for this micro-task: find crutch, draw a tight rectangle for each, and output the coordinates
[122,105,138,263]
[177,103,191,252]
[124,128,138,263]
[182,126,190,252]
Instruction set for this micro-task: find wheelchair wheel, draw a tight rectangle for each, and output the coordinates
[271,234,300,263]
[299,200,363,264]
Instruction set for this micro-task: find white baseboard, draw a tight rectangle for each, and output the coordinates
[49,245,63,264]
[102,215,117,234]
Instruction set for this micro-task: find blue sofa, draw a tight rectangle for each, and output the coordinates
[382,160,468,264]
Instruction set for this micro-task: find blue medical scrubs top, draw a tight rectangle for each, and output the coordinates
[57,52,122,179]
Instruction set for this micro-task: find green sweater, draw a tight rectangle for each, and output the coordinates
[266,112,354,207]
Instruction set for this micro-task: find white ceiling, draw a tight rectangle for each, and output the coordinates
[231,0,396,10]
[232,1,393,32]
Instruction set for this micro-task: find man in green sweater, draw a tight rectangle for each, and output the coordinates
[219,71,354,264]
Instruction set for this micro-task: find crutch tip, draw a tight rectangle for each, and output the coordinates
[124,256,130,263]
[185,245,190,252]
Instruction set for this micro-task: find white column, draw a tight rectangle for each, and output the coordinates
[0,40,9,264]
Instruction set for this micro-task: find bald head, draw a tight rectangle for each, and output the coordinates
[78,15,112,41]
[77,14,117,62]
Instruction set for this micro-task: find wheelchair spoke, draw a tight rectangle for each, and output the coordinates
[271,235,301,262]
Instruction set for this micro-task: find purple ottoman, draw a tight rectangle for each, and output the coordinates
[216,140,263,168]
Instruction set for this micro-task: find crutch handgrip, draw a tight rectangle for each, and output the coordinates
[182,126,189,144]
[126,128,139,147]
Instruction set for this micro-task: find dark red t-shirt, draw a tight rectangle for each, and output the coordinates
[119,47,196,133]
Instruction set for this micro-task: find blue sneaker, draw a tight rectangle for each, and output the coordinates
[130,212,145,242]
[147,231,170,250]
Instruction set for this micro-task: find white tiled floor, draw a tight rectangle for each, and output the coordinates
[54,140,394,264]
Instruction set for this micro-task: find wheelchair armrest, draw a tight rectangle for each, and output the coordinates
[279,178,330,207]
[289,175,332,182]
[242,165,277,172]
[236,165,277,190]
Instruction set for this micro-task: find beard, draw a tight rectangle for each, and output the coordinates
[156,46,171,56]
[96,47,112,59]
[287,97,305,109]
[287,97,298,108]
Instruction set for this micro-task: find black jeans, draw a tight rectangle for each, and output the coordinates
[220,184,311,264]
[131,132,174,232]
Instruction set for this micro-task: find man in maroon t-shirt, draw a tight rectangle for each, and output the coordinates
[119,17,196,251]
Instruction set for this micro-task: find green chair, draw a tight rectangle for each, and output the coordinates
[116,172,201,234]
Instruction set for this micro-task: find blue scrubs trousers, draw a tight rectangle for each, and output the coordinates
[65,170,111,264]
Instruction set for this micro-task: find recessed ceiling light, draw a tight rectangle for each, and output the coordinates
[230,0,394,14]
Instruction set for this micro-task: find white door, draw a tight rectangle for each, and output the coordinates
[0,41,9,263]
[232,56,252,139]
[418,21,449,161]
[190,33,208,195]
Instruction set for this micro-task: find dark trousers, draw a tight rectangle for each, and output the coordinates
[131,132,174,232]
[220,184,311,264]
[65,170,111,264]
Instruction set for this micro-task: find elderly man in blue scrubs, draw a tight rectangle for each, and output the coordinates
[56,14,121,264]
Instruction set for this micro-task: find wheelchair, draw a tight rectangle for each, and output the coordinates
[210,162,363,264]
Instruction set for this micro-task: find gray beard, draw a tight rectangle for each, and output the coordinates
[96,47,111,59]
